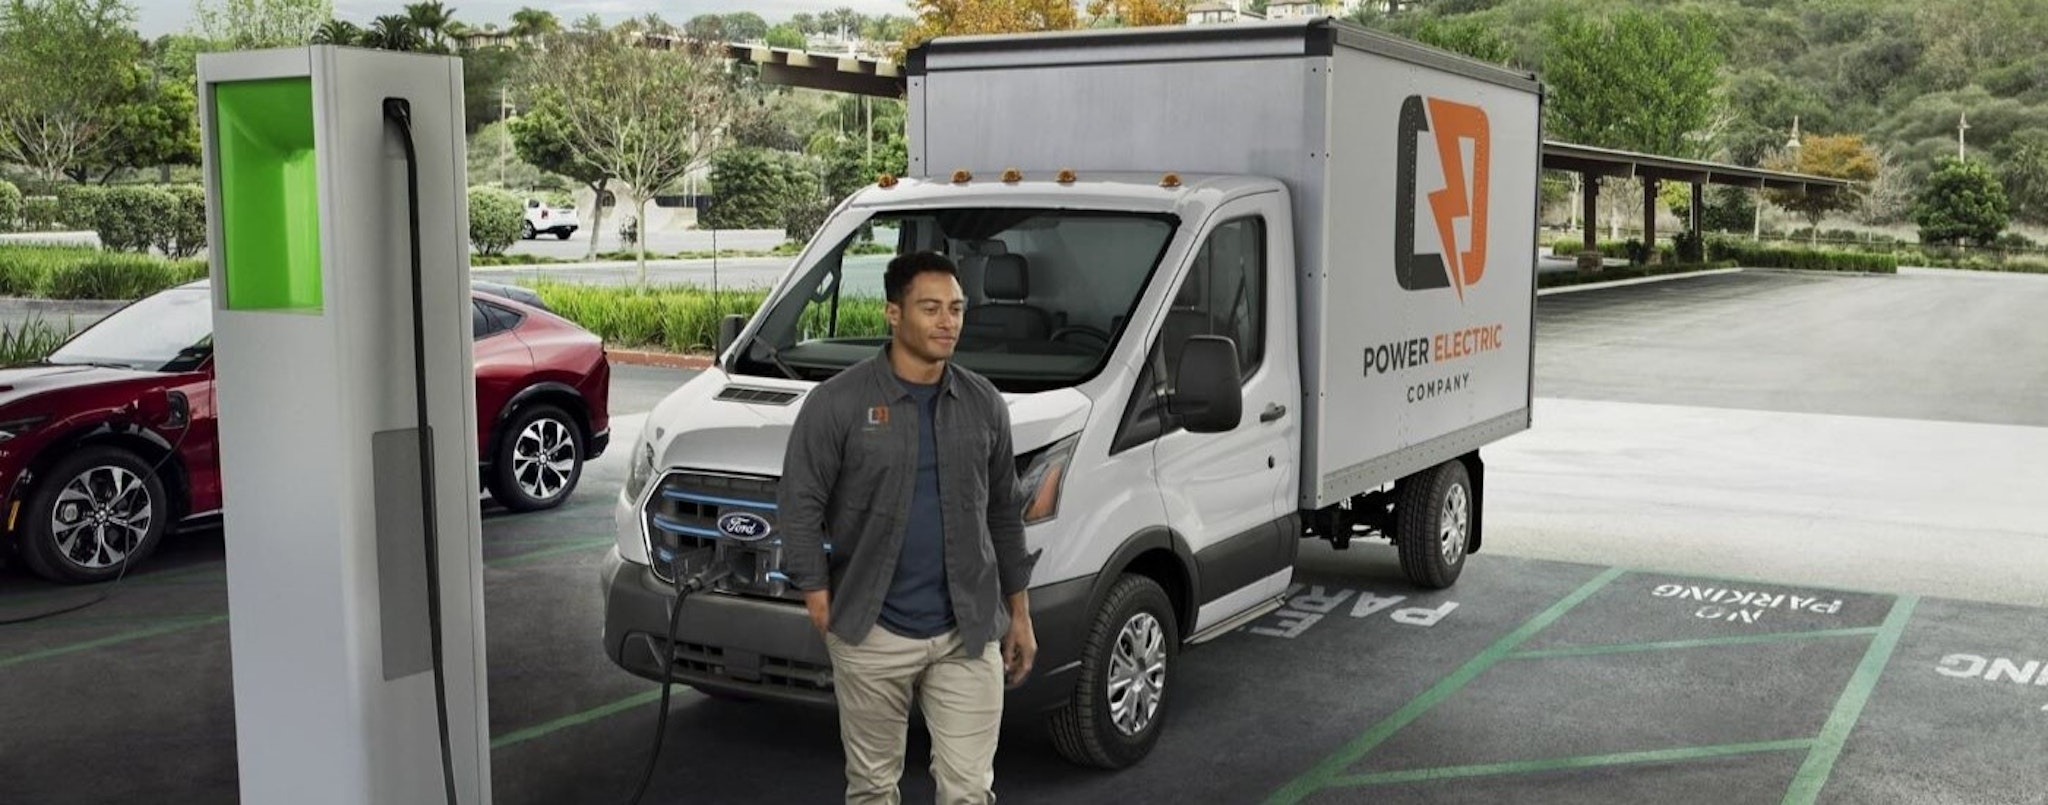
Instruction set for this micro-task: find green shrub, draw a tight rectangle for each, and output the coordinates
[90,185,179,253]
[1705,239,1899,273]
[22,196,60,231]
[783,199,833,244]
[467,186,523,256]
[156,185,207,258]
[44,255,177,300]
[0,316,71,366]
[1673,230,1705,263]
[529,281,888,353]
[0,180,20,232]
[57,185,105,231]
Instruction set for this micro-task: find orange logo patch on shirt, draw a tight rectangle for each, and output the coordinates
[867,405,890,426]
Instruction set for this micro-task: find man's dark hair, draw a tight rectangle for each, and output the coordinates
[884,251,959,304]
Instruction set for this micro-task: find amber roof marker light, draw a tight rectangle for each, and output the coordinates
[951,169,973,184]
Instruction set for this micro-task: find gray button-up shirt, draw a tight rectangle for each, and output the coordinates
[777,350,1034,650]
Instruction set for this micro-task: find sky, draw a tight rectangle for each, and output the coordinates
[131,0,917,39]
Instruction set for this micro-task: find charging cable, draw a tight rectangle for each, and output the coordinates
[0,393,194,626]
[384,96,460,805]
[629,548,731,805]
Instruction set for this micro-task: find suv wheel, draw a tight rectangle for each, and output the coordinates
[489,403,584,512]
[19,446,170,584]
[1048,574,1177,769]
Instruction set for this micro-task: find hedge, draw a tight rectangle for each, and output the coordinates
[1537,261,1737,289]
[530,281,889,354]
[0,244,206,299]
[0,180,20,232]
[1705,240,1899,273]
[468,186,522,256]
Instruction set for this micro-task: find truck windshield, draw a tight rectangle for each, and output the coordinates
[731,207,1177,393]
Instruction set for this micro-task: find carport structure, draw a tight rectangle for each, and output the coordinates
[1542,141,1856,256]
[724,42,1859,256]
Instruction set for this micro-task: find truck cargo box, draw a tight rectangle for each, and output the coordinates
[908,18,1542,509]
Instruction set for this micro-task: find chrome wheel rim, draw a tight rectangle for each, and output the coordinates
[1440,482,1470,565]
[1107,611,1167,737]
[51,465,153,570]
[513,417,577,501]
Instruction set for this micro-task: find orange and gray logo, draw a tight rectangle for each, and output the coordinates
[1395,95,1491,300]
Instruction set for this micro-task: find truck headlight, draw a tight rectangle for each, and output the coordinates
[626,441,656,500]
[1017,433,1080,525]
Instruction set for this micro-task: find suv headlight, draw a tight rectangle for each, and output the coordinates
[1016,433,1080,525]
[626,441,656,500]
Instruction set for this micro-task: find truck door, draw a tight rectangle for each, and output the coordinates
[1134,194,1301,635]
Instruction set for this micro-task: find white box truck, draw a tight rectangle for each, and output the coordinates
[601,17,1540,769]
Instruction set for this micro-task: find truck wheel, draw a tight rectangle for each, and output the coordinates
[520,220,536,240]
[488,404,584,512]
[1396,460,1472,589]
[19,446,170,584]
[554,230,572,240]
[1049,574,1177,769]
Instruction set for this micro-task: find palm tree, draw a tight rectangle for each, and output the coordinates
[312,19,363,46]
[405,2,456,50]
[365,15,422,51]
[508,7,560,40]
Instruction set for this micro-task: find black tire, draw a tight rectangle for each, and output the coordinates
[554,230,572,240]
[488,403,584,512]
[520,220,536,240]
[18,446,170,584]
[1396,459,1473,589]
[1048,574,1178,769]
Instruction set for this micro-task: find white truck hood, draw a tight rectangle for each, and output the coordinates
[646,368,1092,478]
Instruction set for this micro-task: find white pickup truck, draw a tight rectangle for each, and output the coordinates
[600,17,1541,769]
[521,197,579,240]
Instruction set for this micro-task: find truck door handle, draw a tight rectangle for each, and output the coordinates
[1260,403,1287,423]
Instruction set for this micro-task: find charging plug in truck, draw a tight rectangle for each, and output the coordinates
[600,17,1541,770]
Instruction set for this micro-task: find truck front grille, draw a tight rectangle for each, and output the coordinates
[642,469,801,601]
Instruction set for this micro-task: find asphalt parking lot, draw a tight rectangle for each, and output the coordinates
[3,269,2044,803]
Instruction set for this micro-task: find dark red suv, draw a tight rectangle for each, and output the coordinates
[0,280,610,584]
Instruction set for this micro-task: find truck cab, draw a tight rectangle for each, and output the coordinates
[601,17,1540,770]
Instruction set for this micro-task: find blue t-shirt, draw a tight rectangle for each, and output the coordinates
[878,381,956,638]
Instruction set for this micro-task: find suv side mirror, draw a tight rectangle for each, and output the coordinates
[1168,335,1242,433]
[716,314,747,358]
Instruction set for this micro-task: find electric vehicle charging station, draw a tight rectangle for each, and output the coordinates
[197,47,490,805]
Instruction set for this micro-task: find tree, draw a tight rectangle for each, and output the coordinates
[508,7,557,40]
[1995,131,2048,226]
[1403,14,1514,65]
[1542,8,1724,158]
[404,1,456,52]
[461,45,518,133]
[193,0,330,49]
[1914,157,2009,246]
[311,18,360,45]
[1765,134,1880,242]
[71,67,201,182]
[1085,0,1186,28]
[902,0,1078,52]
[520,32,739,280]
[766,23,804,49]
[684,14,725,42]
[364,14,423,50]
[508,101,611,259]
[721,12,767,42]
[0,0,140,184]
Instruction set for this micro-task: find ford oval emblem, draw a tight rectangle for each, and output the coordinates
[717,512,773,542]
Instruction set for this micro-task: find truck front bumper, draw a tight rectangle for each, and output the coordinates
[599,547,1090,714]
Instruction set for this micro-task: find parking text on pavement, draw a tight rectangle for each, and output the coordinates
[1651,584,1843,625]
[1247,584,1459,639]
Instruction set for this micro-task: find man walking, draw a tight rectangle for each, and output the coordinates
[779,251,1038,804]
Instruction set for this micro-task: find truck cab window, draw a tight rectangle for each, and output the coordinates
[1116,216,1267,452]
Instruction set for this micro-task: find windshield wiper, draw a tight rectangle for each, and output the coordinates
[747,334,802,381]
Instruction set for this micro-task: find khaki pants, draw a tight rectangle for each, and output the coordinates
[825,627,1004,805]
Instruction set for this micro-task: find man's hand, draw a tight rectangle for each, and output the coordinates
[804,589,831,638]
[1003,594,1037,688]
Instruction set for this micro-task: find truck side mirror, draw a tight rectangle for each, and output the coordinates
[716,314,747,358]
[1168,335,1242,433]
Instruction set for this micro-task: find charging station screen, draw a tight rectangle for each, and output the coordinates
[213,77,322,312]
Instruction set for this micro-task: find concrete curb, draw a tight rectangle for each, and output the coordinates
[607,348,713,370]
[1537,267,1744,296]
